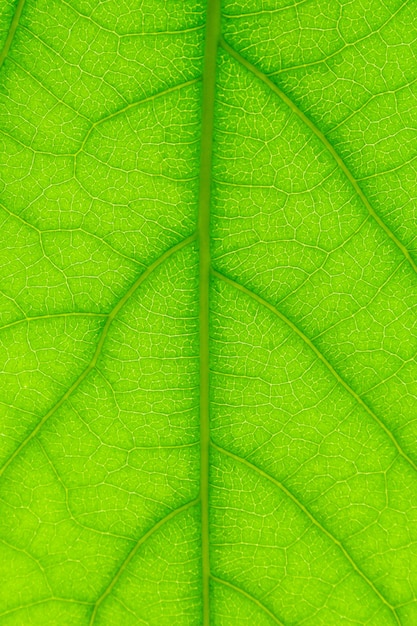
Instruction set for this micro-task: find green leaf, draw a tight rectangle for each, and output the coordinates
[1,0,417,624]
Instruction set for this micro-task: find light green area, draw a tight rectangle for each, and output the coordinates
[0,0,417,624]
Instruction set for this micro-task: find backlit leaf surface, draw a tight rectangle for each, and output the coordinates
[1,0,417,624]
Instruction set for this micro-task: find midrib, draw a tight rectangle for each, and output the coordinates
[199,0,221,623]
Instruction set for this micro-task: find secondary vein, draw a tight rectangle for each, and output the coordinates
[0,234,196,480]
[213,269,417,477]
[89,499,199,626]
[211,574,286,626]
[199,2,221,623]
[212,442,401,625]
[220,37,417,277]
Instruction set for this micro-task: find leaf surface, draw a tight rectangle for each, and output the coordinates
[1,0,417,624]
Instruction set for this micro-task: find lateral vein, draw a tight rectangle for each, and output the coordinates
[212,442,401,625]
[75,77,201,158]
[211,574,286,626]
[0,234,196,480]
[89,498,199,626]
[220,37,417,278]
[212,269,417,477]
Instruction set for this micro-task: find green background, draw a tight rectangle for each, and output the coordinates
[1,0,417,623]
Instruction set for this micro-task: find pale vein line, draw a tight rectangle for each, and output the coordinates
[37,440,133,541]
[0,234,196,479]
[212,442,401,625]
[60,0,205,38]
[74,77,201,158]
[358,150,417,180]
[198,1,221,624]
[0,199,146,267]
[18,23,126,107]
[0,598,93,619]
[9,55,91,122]
[311,257,406,341]
[120,24,205,37]
[0,537,52,594]
[212,269,417,476]
[211,574,286,626]
[88,498,199,626]
[0,312,107,333]
[0,0,26,70]
[220,38,417,277]
[222,0,309,20]
[269,0,412,76]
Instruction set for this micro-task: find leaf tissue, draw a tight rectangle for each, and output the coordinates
[1,0,417,624]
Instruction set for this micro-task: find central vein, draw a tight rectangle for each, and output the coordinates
[199,0,221,623]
